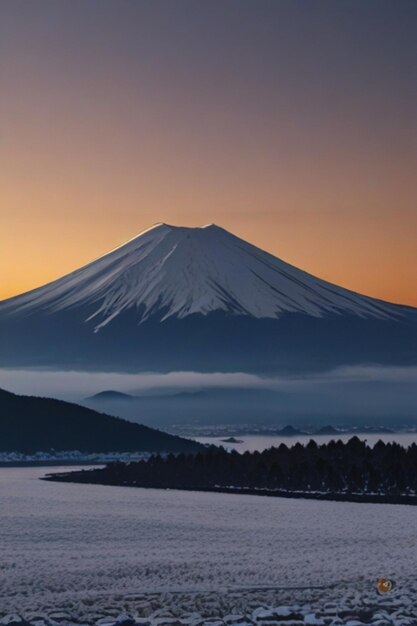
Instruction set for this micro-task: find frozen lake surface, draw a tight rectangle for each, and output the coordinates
[1,467,416,624]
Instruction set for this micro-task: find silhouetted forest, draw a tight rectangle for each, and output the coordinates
[48,437,417,504]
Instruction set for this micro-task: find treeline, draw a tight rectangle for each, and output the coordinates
[52,437,417,498]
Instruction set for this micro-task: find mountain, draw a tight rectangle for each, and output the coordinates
[0,388,203,454]
[84,387,286,427]
[0,223,416,373]
[87,390,136,401]
[82,381,417,430]
[277,425,308,436]
[315,425,340,435]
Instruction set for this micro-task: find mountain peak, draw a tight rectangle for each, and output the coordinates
[151,221,219,227]
[0,222,403,329]
[150,222,223,233]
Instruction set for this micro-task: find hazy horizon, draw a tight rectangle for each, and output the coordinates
[1,364,416,427]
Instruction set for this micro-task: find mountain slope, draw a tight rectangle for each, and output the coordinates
[0,224,416,373]
[0,388,203,453]
[0,223,408,328]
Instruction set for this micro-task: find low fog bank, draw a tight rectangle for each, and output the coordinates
[1,365,416,429]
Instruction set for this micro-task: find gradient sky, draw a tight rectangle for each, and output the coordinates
[1,0,416,305]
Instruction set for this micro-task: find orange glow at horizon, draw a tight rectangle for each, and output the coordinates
[1,106,416,306]
[1,2,416,307]
[1,205,416,308]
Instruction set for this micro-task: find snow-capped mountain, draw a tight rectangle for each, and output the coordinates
[0,223,416,372]
[0,223,407,327]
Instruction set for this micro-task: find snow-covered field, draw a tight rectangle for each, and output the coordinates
[1,467,416,625]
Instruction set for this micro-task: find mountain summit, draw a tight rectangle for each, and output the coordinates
[0,223,416,372]
[0,223,406,329]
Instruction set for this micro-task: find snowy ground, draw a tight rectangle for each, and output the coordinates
[1,468,416,625]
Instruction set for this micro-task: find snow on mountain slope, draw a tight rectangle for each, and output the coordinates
[0,223,405,331]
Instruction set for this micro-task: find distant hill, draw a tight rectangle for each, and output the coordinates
[0,388,203,454]
[277,425,308,436]
[83,386,299,428]
[315,425,339,435]
[87,390,135,401]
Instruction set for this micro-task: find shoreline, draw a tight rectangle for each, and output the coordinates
[43,473,417,505]
[0,460,106,468]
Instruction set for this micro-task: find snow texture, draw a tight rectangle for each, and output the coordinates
[0,224,401,331]
[1,467,416,624]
